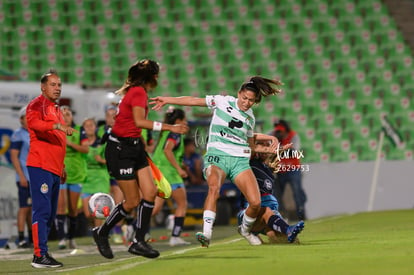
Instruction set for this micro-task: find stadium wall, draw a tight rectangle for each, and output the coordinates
[304,160,414,219]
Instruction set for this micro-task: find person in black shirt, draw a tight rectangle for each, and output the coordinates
[238,151,305,243]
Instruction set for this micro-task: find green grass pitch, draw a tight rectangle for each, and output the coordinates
[1,209,413,274]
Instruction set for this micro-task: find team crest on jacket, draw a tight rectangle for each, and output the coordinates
[40,183,48,194]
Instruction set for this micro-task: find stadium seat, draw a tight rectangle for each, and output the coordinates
[1,0,412,162]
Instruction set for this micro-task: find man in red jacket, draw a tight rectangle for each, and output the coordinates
[26,69,76,268]
[272,120,307,221]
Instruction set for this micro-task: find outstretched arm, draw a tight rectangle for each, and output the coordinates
[251,133,293,154]
[150,96,207,111]
[253,133,278,153]
[133,106,189,134]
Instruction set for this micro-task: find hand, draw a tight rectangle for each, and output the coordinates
[269,135,278,146]
[61,169,67,184]
[20,176,29,188]
[61,124,77,136]
[171,124,189,134]
[66,139,73,147]
[178,167,188,178]
[279,142,293,152]
[265,154,282,173]
[94,154,100,162]
[267,136,279,153]
[149,96,167,111]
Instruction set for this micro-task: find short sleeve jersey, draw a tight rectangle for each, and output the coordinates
[112,86,148,138]
[10,127,30,181]
[205,95,255,158]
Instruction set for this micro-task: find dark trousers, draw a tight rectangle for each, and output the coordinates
[274,171,307,220]
[28,166,60,256]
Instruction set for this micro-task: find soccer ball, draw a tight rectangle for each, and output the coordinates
[88,193,115,219]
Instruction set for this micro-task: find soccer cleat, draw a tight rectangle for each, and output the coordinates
[145,233,156,243]
[58,239,66,250]
[169,236,191,247]
[238,226,262,246]
[122,224,135,245]
[112,234,123,244]
[195,232,210,248]
[18,240,30,248]
[92,227,114,259]
[126,225,135,242]
[31,253,63,268]
[68,239,77,249]
[128,241,160,258]
[287,221,305,243]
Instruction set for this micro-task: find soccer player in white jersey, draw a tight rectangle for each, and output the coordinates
[151,76,283,247]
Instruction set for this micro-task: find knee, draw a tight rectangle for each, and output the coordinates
[248,199,261,212]
[179,200,188,211]
[141,185,158,202]
[122,200,139,212]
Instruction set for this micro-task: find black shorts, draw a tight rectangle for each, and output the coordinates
[105,134,149,180]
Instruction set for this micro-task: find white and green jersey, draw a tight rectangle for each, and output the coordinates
[205,95,255,158]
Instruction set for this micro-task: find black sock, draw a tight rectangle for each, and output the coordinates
[68,216,77,239]
[125,216,134,225]
[172,216,184,237]
[55,214,66,240]
[99,203,128,236]
[267,215,289,234]
[28,230,33,243]
[18,231,24,242]
[134,200,154,242]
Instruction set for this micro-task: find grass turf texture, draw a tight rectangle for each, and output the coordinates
[1,209,413,274]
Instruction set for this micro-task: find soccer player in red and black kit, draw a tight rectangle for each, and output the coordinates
[26,70,76,268]
[92,59,188,259]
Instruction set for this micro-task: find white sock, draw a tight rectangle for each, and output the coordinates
[203,210,216,239]
[241,214,256,232]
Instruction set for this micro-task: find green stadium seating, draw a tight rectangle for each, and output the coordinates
[0,0,412,162]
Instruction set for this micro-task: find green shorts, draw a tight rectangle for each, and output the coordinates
[203,154,251,182]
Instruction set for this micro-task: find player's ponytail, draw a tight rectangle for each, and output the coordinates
[240,76,283,103]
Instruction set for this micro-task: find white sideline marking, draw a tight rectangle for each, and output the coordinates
[311,213,353,224]
[56,238,244,274]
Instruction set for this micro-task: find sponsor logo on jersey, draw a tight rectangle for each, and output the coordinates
[219,130,243,142]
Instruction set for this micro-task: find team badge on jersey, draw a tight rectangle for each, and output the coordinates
[264,179,272,191]
[209,97,216,106]
[40,183,48,194]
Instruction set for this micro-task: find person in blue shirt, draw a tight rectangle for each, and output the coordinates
[183,137,204,186]
[10,106,32,248]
